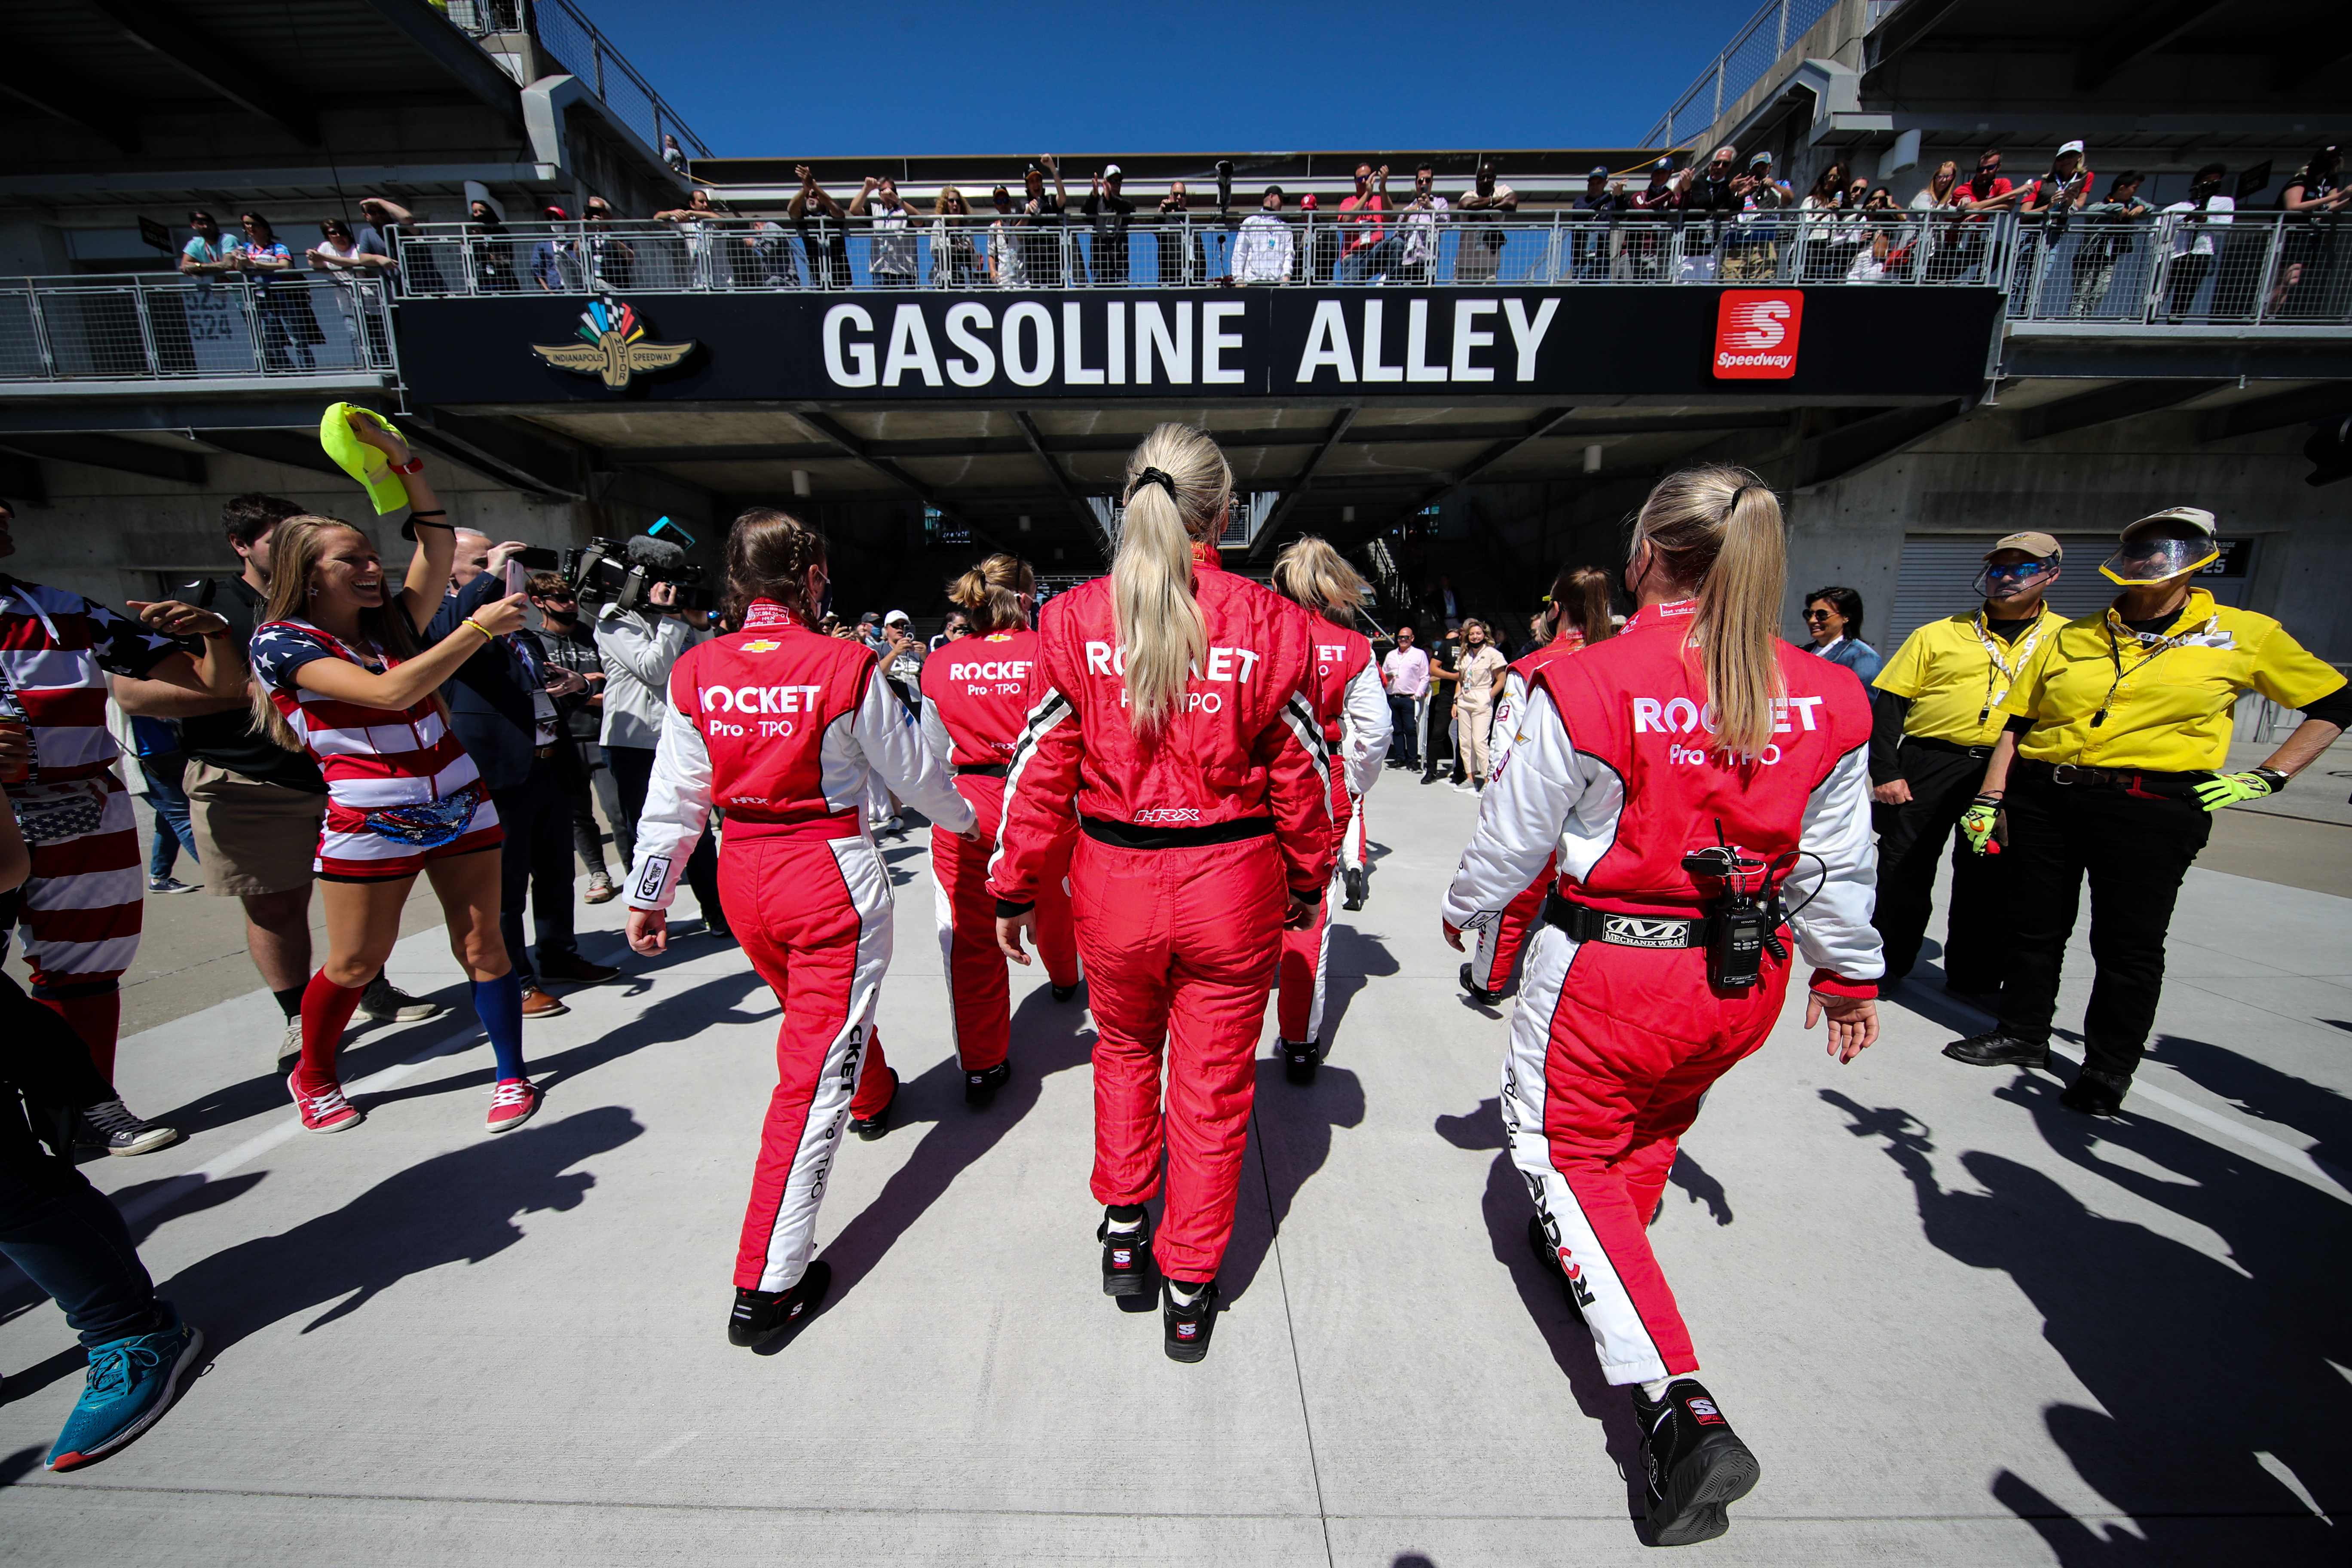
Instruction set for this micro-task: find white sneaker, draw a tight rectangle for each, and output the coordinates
[277,1020,302,1068]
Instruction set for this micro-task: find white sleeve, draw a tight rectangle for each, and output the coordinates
[1485,669,1528,784]
[1341,653,1390,798]
[623,700,712,911]
[919,691,953,763]
[1790,741,1884,985]
[1443,687,1599,931]
[848,673,976,833]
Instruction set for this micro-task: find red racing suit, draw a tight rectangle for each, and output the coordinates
[991,546,1332,1282]
[1442,599,1880,1385]
[920,627,1078,1072]
[1275,619,1390,1045]
[627,600,976,1294]
[1464,636,1585,996]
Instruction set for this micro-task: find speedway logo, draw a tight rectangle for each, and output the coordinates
[1712,290,1803,380]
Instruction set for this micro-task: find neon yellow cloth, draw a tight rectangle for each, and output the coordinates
[317,403,410,517]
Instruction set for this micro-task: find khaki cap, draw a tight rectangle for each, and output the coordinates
[2121,505,2216,539]
[1985,531,2062,560]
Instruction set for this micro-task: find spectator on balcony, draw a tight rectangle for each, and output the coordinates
[2274,144,2349,317]
[1457,162,1518,282]
[1671,145,1743,280]
[654,188,725,291]
[357,196,433,293]
[580,195,635,290]
[742,216,793,289]
[1302,194,1344,284]
[1337,164,1390,284]
[307,216,396,365]
[1795,162,1850,282]
[234,212,316,370]
[790,165,851,290]
[1020,157,1069,287]
[1723,152,1786,282]
[1911,160,1966,281]
[930,186,983,289]
[1396,163,1452,285]
[1831,173,1877,277]
[2070,171,2150,318]
[2162,163,2234,323]
[1568,165,1621,281]
[461,199,519,296]
[1155,181,1196,286]
[662,133,686,175]
[1231,187,1295,285]
[1083,165,1136,286]
[987,186,1028,288]
[1617,157,1677,281]
[1846,187,1904,283]
[1954,147,2016,283]
[524,206,582,293]
[849,177,919,290]
[2018,141,2095,227]
[177,211,236,294]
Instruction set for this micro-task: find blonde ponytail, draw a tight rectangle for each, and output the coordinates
[1271,536,1368,625]
[948,552,1036,633]
[1629,466,1787,757]
[1113,423,1228,729]
[245,514,429,754]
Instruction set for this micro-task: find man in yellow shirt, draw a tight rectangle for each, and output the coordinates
[1945,507,2352,1114]
[1868,532,2068,996]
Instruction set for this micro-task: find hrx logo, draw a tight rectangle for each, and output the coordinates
[1713,291,1803,380]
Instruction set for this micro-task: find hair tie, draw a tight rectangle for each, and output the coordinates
[1132,467,1179,503]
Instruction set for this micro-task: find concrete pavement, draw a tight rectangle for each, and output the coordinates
[3,775,2346,1564]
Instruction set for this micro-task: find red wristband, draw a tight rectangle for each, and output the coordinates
[390,456,423,476]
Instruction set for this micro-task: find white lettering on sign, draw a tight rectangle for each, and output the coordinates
[1361,299,1403,383]
[1063,301,1104,386]
[1296,300,1354,383]
[1406,300,1448,383]
[944,302,995,386]
[1452,300,1498,382]
[824,304,876,387]
[1136,301,1192,385]
[1202,300,1246,385]
[948,660,1033,682]
[883,304,942,387]
[1003,301,1054,387]
[1504,298,1559,381]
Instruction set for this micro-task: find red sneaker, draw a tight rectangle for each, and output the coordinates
[485,1078,540,1134]
[288,1072,363,1134]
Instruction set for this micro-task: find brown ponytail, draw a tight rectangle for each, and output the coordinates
[948,552,1036,633]
[1628,466,1788,757]
[723,507,828,626]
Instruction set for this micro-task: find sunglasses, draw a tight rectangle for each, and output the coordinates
[1804,609,1836,622]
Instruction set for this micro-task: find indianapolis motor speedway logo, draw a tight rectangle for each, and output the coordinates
[531,297,696,390]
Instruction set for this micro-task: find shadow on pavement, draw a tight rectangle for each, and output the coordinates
[1434,1098,1645,1525]
[1222,1061,1366,1302]
[2139,1032,2352,1175]
[1316,922,1400,1063]
[815,985,1096,1305]
[150,1104,643,1359]
[1825,1075,2347,1562]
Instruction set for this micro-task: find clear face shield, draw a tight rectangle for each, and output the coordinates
[2100,531,2217,587]
[1972,556,2061,604]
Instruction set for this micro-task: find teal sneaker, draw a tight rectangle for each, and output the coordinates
[45,1306,204,1471]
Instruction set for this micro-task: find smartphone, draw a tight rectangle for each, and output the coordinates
[504,559,528,598]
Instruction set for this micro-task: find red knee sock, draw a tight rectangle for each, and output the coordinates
[297,971,366,1091]
[37,992,121,1081]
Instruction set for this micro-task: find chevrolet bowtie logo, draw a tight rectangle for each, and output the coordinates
[531,297,695,390]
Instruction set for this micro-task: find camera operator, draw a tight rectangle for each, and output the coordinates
[527,571,618,903]
[595,576,728,938]
[435,533,621,1017]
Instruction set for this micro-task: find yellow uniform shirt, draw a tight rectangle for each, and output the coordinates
[1874,605,2068,749]
[2003,588,2346,772]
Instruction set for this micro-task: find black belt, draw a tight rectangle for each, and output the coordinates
[1080,814,1274,851]
[1902,735,1991,760]
[2015,758,2207,797]
[533,744,559,759]
[1542,892,1710,949]
[956,762,1008,778]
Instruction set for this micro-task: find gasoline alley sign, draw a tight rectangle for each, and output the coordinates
[395,286,2001,404]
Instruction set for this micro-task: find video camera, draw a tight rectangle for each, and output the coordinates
[557,530,714,616]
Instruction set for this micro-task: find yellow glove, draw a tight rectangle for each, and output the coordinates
[1960,797,2005,856]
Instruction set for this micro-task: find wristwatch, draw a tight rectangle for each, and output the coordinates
[2250,766,2289,793]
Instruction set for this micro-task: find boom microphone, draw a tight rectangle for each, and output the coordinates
[623,533,686,569]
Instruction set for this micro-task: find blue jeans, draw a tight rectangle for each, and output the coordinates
[138,752,197,881]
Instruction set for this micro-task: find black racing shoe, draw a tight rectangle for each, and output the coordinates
[1097,1207,1152,1298]
[1460,962,1502,1006]
[76,1099,180,1158]
[727,1261,831,1348]
[1526,1214,1589,1325]
[2060,1067,2132,1117]
[1163,1277,1220,1363]
[1050,981,1081,1003]
[1633,1378,1761,1547]
[1942,1030,2050,1070]
[1280,1038,1320,1085]
[1342,868,1367,910]
[964,1060,1010,1108]
[849,1069,899,1142]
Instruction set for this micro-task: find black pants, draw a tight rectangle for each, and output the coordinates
[566,743,607,877]
[491,755,579,984]
[1387,693,1422,768]
[2165,251,2213,320]
[1995,774,2212,1078]
[1871,744,2010,991]
[1423,701,1457,781]
[608,745,726,931]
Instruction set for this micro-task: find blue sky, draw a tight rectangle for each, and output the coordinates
[578,0,1768,160]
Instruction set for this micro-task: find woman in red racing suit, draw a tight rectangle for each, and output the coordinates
[991,423,1332,1364]
[1269,536,1389,1083]
[624,509,976,1350]
[919,552,1081,1105]
[1443,468,1882,1547]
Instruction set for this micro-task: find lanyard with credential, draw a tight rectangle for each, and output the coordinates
[2090,608,2217,728]
[1972,611,2051,728]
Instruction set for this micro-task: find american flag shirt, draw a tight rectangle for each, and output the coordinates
[0,576,178,783]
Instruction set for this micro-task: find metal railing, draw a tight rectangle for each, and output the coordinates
[2001,210,2352,326]
[440,0,710,162]
[0,274,398,383]
[1646,0,1844,148]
